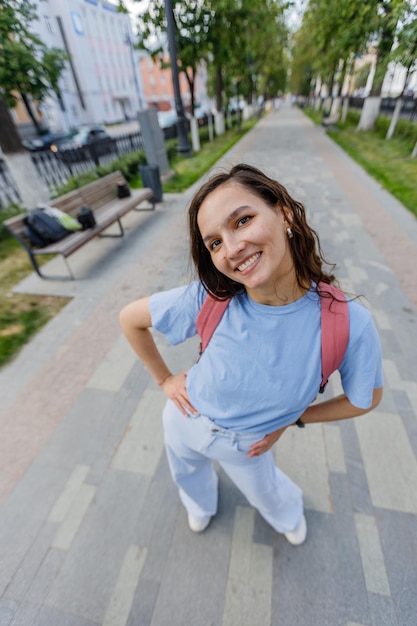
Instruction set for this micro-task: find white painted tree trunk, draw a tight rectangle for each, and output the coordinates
[341,97,349,122]
[330,96,342,119]
[207,113,214,142]
[356,96,381,131]
[214,112,225,136]
[314,97,322,111]
[323,97,332,115]
[190,117,200,152]
[386,98,403,140]
[411,140,417,159]
[4,152,49,209]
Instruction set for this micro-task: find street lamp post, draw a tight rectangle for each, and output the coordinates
[164,0,192,155]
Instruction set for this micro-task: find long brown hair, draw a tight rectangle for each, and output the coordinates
[188,163,336,298]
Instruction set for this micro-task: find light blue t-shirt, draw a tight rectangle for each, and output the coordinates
[149,282,383,434]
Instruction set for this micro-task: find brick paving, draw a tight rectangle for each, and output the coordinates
[0,105,416,626]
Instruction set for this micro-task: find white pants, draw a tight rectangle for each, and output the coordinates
[163,401,304,533]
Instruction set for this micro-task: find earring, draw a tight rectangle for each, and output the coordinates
[286,227,293,239]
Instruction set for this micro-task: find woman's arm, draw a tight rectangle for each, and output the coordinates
[119,298,197,416]
[300,387,383,425]
[248,387,383,458]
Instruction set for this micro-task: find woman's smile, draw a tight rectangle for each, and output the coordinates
[236,252,261,273]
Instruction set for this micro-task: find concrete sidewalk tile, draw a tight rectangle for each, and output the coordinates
[324,424,347,474]
[355,411,417,513]
[126,579,160,626]
[374,508,417,626]
[3,524,57,603]
[223,506,272,626]
[102,545,147,626]
[48,465,91,524]
[383,359,405,390]
[367,593,398,626]
[0,599,18,626]
[51,483,97,551]
[86,334,137,393]
[34,606,99,626]
[45,470,149,623]
[276,424,332,513]
[111,389,166,476]
[372,309,392,331]
[24,549,66,605]
[354,513,390,596]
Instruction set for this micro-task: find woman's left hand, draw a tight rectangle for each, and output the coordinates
[247,426,287,458]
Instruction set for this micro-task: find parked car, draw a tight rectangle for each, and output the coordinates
[50,126,115,163]
[22,131,71,152]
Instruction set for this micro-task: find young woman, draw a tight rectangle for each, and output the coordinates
[120,164,383,545]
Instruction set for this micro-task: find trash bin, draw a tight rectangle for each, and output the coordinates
[139,163,163,203]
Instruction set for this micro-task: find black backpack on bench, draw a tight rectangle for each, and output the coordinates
[24,208,70,248]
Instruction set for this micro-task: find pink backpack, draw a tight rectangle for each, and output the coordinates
[196,282,349,394]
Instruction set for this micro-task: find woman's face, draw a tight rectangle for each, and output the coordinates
[197,182,295,302]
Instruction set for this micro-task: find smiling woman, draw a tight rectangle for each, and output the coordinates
[119,163,383,543]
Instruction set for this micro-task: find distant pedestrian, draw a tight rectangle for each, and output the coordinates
[120,163,383,544]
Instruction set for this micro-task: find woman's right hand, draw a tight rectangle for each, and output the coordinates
[160,371,198,417]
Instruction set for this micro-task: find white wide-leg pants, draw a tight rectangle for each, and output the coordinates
[163,400,304,533]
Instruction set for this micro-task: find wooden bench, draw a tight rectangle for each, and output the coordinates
[4,171,154,280]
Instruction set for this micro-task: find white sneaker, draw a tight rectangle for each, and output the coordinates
[187,514,212,533]
[284,515,307,546]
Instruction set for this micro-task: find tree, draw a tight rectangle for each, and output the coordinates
[294,0,376,100]
[0,0,68,134]
[134,0,288,114]
[386,15,417,139]
[135,0,211,115]
[357,0,411,130]
[0,92,23,153]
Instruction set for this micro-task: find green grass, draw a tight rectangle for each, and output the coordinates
[303,106,417,218]
[0,116,259,368]
[0,236,68,368]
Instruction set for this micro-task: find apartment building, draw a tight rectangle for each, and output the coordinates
[26,0,146,133]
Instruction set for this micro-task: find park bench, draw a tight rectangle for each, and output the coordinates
[4,171,154,280]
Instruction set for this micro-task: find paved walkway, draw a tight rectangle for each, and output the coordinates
[1,105,417,626]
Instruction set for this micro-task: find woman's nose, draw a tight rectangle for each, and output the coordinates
[223,233,245,259]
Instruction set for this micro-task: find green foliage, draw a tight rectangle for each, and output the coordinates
[374,114,417,149]
[134,0,288,111]
[53,150,147,196]
[0,0,68,124]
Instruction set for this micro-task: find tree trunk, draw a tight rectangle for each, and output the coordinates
[341,96,349,123]
[411,140,417,159]
[0,94,24,153]
[356,96,381,131]
[330,97,342,119]
[21,93,43,134]
[386,98,403,139]
[215,66,223,112]
[0,95,49,208]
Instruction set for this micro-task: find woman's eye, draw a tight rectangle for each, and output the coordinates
[237,216,251,227]
[210,239,221,251]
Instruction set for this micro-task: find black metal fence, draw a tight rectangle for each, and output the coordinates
[0,158,21,209]
[349,96,417,120]
[30,131,144,194]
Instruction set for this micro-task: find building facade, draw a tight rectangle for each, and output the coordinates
[29,0,146,133]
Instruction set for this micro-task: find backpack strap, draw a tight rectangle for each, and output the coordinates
[318,282,349,393]
[196,293,231,354]
[196,284,349,393]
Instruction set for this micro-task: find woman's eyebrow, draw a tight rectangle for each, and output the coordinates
[202,206,251,244]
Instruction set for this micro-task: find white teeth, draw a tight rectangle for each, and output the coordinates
[237,253,260,271]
